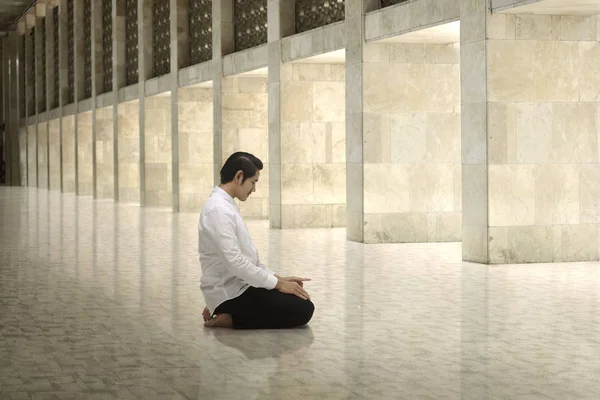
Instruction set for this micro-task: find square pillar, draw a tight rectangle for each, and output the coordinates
[267,0,294,228]
[212,0,234,185]
[460,1,600,263]
[137,0,152,205]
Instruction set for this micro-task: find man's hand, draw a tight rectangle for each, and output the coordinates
[275,279,311,300]
[279,276,311,287]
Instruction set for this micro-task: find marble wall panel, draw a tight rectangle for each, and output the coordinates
[117,100,140,204]
[178,87,214,213]
[27,125,37,187]
[77,112,94,196]
[19,128,27,186]
[485,13,600,263]
[144,95,172,208]
[96,106,115,199]
[37,123,49,190]
[48,119,61,191]
[222,76,269,219]
[280,63,346,228]
[362,43,461,243]
[62,115,76,193]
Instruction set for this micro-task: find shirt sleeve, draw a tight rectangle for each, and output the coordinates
[202,208,278,290]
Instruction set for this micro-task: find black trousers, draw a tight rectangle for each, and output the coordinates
[214,287,315,329]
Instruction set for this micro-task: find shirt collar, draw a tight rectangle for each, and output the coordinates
[213,186,236,205]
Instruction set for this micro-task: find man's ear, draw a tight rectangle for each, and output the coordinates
[235,170,244,183]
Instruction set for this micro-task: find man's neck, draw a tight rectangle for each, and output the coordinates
[219,184,236,200]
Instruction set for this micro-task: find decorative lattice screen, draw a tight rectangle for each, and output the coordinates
[67,0,74,103]
[102,0,113,93]
[381,0,410,8]
[83,0,92,99]
[295,0,345,34]
[39,19,47,113]
[53,8,59,108]
[152,0,170,77]
[234,0,267,52]
[29,28,36,116]
[125,0,138,85]
[188,0,212,65]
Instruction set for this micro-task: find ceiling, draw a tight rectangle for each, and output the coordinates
[374,21,461,44]
[0,0,35,37]
[500,0,600,15]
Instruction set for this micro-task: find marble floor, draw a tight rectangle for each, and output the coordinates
[1,187,600,399]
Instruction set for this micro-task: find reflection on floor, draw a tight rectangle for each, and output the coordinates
[1,187,600,399]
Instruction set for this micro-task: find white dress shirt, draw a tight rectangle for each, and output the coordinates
[198,186,278,314]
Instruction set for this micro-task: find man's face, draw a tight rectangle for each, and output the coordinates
[236,170,260,201]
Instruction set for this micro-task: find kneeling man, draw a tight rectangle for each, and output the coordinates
[199,151,315,329]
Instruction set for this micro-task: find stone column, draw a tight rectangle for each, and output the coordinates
[113,0,125,199]
[169,0,189,211]
[212,0,234,185]
[35,5,48,188]
[137,0,153,205]
[344,0,378,242]
[4,34,22,185]
[267,0,294,228]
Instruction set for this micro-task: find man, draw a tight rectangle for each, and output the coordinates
[198,152,315,329]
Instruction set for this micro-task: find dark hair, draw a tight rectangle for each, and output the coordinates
[220,152,263,184]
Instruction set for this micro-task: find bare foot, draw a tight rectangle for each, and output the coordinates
[204,313,233,328]
[202,307,211,322]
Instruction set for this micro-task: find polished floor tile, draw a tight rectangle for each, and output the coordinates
[2,187,600,399]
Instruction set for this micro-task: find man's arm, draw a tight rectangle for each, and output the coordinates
[202,209,278,290]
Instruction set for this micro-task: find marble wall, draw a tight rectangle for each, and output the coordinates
[62,115,76,193]
[37,123,48,189]
[27,125,37,186]
[77,112,94,196]
[48,119,61,191]
[280,63,346,228]
[117,100,140,204]
[222,76,269,219]
[96,107,114,199]
[144,95,172,208]
[178,87,214,213]
[484,14,600,263]
[362,43,462,243]
[19,127,27,186]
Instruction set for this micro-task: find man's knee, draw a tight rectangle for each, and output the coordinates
[296,299,315,326]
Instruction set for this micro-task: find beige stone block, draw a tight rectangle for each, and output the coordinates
[223,110,250,130]
[238,77,267,93]
[489,164,535,227]
[579,42,600,102]
[488,40,534,102]
[390,113,427,163]
[281,123,326,164]
[179,163,214,194]
[382,212,428,243]
[119,138,140,164]
[292,205,328,228]
[535,164,580,225]
[423,44,459,65]
[408,64,456,113]
[180,131,213,164]
[428,212,461,242]
[238,128,268,162]
[145,163,171,192]
[560,15,596,41]
[554,224,599,262]
[364,63,409,113]
[292,64,331,81]
[488,102,517,165]
[118,108,139,138]
[516,15,552,40]
[330,122,345,163]
[330,64,345,82]
[179,101,213,133]
[329,204,346,227]
[533,41,579,102]
[454,163,461,212]
[389,44,425,64]
[580,164,600,224]
[409,164,455,213]
[364,163,409,214]
[489,226,554,264]
[516,102,552,164]
[281,164,314,205]
[313,164,346,204]
[222,77,239,93]
[363,113,382,164]
[281,81,313,122]
[238,197,266,220]
[145,109,168,135]
[552,102,598,163]
[364,213,383,244]
[179,87,212,103]
[462,164,487,227]
[364,43,383,63]
[428,113,460,163]
[119,164,139,191]
[487,14,508,40]
[313,82,345,123]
